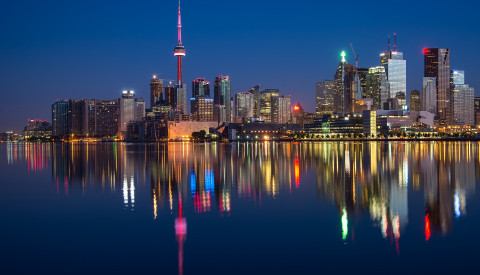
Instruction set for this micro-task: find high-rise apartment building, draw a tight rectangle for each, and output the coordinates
[150,75,163,108]
[164,83,176,107]
[192,78,210,97]
[119,90,145,137]
[424,48,451,124]
[214,75,232,122]
[409,90,421,111]
[52,100,71,138]
[249,85,261,118]
[451,70,474,126]
[260,89,279,122]
[271,95,291,124]
[235,92,254,119]
[315,80,335,117]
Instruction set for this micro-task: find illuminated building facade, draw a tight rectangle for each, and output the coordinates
[365,66,389,110]
[424,48,451,125]
[119,90,145,138]
[271,95,291,124]
[315,80,335,116]
[260,89,279,122]
[409,90,421,111]
[52,100,71,138]
[333,51,355,113]
[191,96,214,122]
[164,84,176,107]
[380,48,407,106]
[451,71,474,126]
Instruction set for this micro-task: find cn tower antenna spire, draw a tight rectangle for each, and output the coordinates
[177,0,182,44]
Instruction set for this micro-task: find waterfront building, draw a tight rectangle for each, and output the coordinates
[150,75,163,108]
[315,80,335,116]
[52,100,71,138]
[409,90,421,111]
[235,92,254,119]
[424,48,451,124]
[23,119,52,140]
[214,75,232,122]
[119,90,145,138]
[94,100,119,137]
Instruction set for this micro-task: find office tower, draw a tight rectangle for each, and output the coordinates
[451,70,465,85]
[357,68,369,97]
[315,80,335,116]
[424,48,451,124]
[191,96,214,121]
[364,66,389,110]
[192,78,210,97]
[94,100,119,137]
[422,77,437,114]
[174,1,187,114]
[150,75,163,108]
[235,92,254,119]
[260,89,279,122]
[271,95,291,124]
[409,90,421,111]
[164,83,176,107]
[333,51,355,113]
[474,97,480,125]
[451,70,474,126]
[249,85,261,118]
[380,35,407,105]
[52,100,71,137]
[396,92,406,110]
[214,75,232,122]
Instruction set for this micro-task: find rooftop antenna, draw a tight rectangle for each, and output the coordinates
[394,33,397,52]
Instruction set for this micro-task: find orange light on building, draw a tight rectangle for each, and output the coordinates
[294,105,300,111]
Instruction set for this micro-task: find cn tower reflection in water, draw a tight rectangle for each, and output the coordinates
[5,141,479,272]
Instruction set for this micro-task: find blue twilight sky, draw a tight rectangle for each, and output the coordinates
[0,0,479,131]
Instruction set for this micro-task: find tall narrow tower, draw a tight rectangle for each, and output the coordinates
[174,0,187,113]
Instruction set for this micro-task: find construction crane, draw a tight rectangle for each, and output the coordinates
[350,43,361,100]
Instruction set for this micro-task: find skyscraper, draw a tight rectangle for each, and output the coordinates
[119,90,145,138]
[271,95,291,124]
[52,100,71,138]
[315,80,335,117]
[422,77,437,114]
[424,48,451,124]
[451,70,474,126]
[364,66,389,110]
[235,92,254,119]
[214,75,232,122]
[150,75,163,108]
[380,36,406,106]
[192,78,210,98]
[333,51,355,113]
[174,0,187,114]
[260,89,279,122]
[409,90,421,111]
[164,82,176,107]
[249,85,261,118]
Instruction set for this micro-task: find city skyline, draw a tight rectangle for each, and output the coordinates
[1,0,480,132]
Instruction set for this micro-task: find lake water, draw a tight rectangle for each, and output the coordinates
[1,141,479,274]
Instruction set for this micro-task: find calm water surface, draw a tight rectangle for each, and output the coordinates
[1,141,480,274]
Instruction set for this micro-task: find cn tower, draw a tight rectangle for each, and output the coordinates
[173,0,187,113]
[174,0,185,85]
